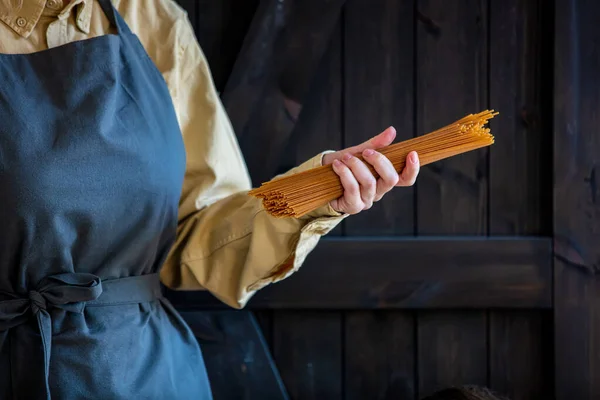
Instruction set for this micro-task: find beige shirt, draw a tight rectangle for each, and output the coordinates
[0,0,346,308]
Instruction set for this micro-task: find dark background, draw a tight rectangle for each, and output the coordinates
[165,1,599,399]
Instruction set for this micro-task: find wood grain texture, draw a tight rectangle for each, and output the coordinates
[166,237,552,309]
[280,19,343,172]
[488,3,553,399]
[415,5,490,396]
[253,311,273,346]
[279,19,343,235]
[272,312,342,400]
[416,0,488,235]
[417,312,487,398]
[167,3,562,399]
[489,311,552,400]
[219,0,291,136]
[345,311,416,400]
[194,0,259,92]
[489,0,550,236]
[178,311,289,400]
[220,0,345,185]
[554,0,600,398]
[343,0,415,236]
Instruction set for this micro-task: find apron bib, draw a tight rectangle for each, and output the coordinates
[0,1,212,398]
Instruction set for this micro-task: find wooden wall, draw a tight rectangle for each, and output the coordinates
[170,1,561,399]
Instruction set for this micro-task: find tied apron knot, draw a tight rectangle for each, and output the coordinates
[0,273,162,400]
[29,290,47,314]
[0,273,103,399]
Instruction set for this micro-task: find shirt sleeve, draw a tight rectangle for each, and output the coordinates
[159,14,347,309]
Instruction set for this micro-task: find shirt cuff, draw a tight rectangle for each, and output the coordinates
[239,208,346,307]
[277,150,345,220]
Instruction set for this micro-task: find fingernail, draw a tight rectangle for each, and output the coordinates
[333,159,342,168]
[363,149,374,157]
[342,153,352,161]
[410,152,418,164]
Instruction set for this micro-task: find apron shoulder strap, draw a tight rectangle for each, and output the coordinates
[96,0,133,36]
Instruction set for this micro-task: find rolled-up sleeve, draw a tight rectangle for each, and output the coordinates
[159,15,346,309]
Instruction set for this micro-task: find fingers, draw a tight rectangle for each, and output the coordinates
[397,151,420,187]
[330,151,420,214]
[330,155,378,214]
[331,159,363,214]
[362,149,399,201]
[328,149,420,215]
[346,126,396,155]
[341,154,377,209]
[323,127,397,165]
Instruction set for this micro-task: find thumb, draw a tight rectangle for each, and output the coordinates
[322,126,397,166]
[347,126,396,154]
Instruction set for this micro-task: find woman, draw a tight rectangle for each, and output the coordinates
[0,0,420,398]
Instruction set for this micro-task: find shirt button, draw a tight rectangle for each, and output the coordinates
[15,17,26,27]
[47,0,59,9]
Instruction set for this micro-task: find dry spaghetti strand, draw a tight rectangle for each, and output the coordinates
[249,110,498,218]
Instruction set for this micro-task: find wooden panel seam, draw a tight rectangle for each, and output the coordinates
[166,237,552,309]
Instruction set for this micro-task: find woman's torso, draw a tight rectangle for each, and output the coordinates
[0,1,211,398]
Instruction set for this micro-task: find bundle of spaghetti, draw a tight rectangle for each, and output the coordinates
[249,110,498,218]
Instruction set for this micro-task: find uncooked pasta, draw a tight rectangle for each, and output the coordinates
[249,110,498,218]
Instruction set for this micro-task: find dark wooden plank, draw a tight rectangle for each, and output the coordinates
[195,0,259,92]
[417,312,487,397]
[343,0,415,235]
[554,0,600,399]
[416,0,488,235]
[220,0,345,184]
[488,3,552,399]
[278,19,343,236]
[415,6,489,397]
[235,0,344,185]
[253,311,273,347]
[345,311,416,400]
[178,311,289,400]
[272,311,342,400]
[219,0,290,132]
[489,311,552,400]
[240,0,345,185]
[265,21,344,399]
[166,237,552,309]
[489,0,550,236]
[275,1,346,106]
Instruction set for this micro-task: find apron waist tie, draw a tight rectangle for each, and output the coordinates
[0,273,162,400]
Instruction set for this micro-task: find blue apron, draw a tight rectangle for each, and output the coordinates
[0,1,213,398]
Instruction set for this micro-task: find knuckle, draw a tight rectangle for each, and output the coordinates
[339,167,352,178]
[365,176,377,191]
[381,173,398,188]
[346,155,359,165]
[346,181,360,196]
[371,151,383,161]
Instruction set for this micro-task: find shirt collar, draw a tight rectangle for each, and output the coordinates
[0,0,92,38]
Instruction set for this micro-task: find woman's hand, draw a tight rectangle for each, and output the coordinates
[322,127,420,215]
